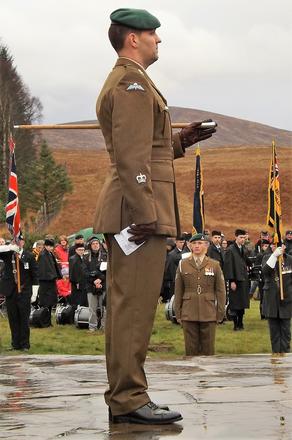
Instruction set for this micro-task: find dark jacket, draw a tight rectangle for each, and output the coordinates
[37,249,62,307]
[38,249,62,281]
[262,253,292,319]
[83,251,105,294]
[0,249,38,297]
[207,243,224,269]
[223,243,251,310]
[69,254,88,306]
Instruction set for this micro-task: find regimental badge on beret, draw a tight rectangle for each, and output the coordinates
[126,82,145,91]
[189,233,207,243]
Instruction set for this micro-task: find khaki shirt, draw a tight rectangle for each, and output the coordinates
[93,57,184,236]
[174,256,226,322]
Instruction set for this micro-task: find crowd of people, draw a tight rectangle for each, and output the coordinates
[0,227,291,355]
[0,233,108,350]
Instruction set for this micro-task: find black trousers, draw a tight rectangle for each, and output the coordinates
[232,309,245,329]
[6,289,31,349]
[268,318,291,353]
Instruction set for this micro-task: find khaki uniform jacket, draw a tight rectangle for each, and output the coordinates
[174,256,226,322]
[93,57,184,236]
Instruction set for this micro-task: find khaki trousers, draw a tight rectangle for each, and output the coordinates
[105,234,166,415]
[182,321,216,356]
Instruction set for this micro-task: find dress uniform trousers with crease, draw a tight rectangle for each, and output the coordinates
[93,57,185,415]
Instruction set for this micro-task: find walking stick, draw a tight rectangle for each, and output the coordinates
[14,123,189,130]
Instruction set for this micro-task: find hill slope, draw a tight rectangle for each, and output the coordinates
[48,145,292,242]
[41,107,292,150]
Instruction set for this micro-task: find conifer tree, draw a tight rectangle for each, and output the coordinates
[25,140,72,227]
[0,42,42,217]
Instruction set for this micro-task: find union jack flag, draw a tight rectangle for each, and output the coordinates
[5,137,21,241]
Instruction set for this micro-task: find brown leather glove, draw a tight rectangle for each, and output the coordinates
[127,222,157,245]
[179,119,217,149]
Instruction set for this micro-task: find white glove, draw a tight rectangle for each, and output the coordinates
[273,247,283,257]
[9,244,20,252]
[0,244,19,253]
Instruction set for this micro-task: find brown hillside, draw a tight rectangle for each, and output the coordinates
[48,145,292,242]
[40,107,292,150]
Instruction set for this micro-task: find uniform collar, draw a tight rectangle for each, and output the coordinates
[115,57,166,103]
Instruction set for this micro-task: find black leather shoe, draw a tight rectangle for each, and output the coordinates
[109,402,182,424]
[108,402,169,421]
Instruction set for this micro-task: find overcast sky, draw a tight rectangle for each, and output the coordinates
[1,0,292,130]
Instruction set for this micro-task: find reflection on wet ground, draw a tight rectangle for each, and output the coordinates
[0,354,291,439]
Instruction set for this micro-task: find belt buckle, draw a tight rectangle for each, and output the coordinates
[197,285,202,295]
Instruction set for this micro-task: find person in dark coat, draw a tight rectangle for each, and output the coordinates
[0,236,38,350]
[83,237,106,331]
[262,244,292,354]
[253,240,271,318]
[284,230,292,256]
[69,243,88,308]
[68,234,85,258]
[223,229,252,330]
[166,235,189,297]
[160,238,176,302]
[38,238,62,324]
[207,230,224,269]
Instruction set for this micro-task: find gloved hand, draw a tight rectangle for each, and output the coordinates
[127,222,157,245]
[273,246,283,257]
[10,244,20,252]
[179,119,217,149]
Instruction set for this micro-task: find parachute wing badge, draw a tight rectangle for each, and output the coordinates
[126,82,145,91]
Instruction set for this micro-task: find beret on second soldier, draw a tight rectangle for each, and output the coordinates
[110,8,161,30]
[189,233,207,243]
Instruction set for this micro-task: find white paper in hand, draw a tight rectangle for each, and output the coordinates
[114,227,145,255]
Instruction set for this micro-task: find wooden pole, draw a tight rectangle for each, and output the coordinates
[14,123,189,130]
[278,254,284,301]
[15,253,21,293]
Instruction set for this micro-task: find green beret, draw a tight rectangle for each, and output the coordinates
[110,8,161,30]
[189,233,207,243]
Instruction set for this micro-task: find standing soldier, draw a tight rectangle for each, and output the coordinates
[93,8,216,424]
[174,233,226,356]
[0,235,38,351]
[207,230,224,269]
[223,229,252,331]
[262,244,292,354]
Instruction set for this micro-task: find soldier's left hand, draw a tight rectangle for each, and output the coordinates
[179,119,216,149]
[127,222,157,245]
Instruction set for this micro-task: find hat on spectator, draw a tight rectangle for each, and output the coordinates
[212,230,221,236]
[75,234,84,240]
[44,238,55,246]
[285,230,292,235]
[75,243,85,249]
[261,239,270,245]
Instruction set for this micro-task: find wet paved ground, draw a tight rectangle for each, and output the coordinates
[0,354,291,440]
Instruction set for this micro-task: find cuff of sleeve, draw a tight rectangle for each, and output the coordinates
[266,254,277,269]
[172,132,185,159]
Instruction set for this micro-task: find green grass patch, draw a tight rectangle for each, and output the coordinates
[0,299,273,357]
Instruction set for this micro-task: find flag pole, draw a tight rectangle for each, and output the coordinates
[15,254,21,293]
[271,141,284,301]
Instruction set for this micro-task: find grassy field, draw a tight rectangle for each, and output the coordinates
[0,299,273,357]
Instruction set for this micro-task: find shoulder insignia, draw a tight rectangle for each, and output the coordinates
[126,82,145,91]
